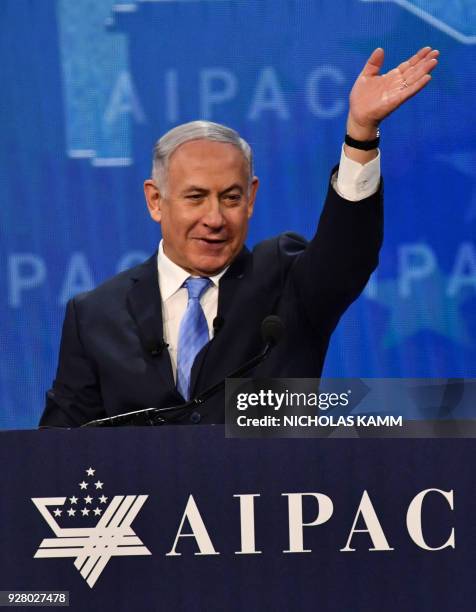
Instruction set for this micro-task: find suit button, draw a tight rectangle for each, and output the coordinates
[190,412,201,424]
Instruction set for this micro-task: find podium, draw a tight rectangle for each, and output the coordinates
[1,426,475,611]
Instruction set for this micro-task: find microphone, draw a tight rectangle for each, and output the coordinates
[83,315,285,427]
[261,315,284,347]
[145,339,168,357]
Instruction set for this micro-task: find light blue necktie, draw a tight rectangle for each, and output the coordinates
[176,277,212,400]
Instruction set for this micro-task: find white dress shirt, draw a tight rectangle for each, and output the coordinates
[157,146,380,379]
[332,145,381,201]
[157,242,228,380]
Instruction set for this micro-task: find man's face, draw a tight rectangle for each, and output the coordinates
[144,139,258,276]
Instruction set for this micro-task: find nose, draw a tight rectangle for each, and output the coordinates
[202,198,225,230]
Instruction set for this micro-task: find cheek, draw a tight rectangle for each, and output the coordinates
[229,214,249,240]
[163,211,195,238]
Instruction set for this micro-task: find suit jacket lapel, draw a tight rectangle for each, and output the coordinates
[126,254,175,390]
[216,246,250,320]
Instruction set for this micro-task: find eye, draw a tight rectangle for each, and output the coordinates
[186,193,204,202]
[223,193,242,204]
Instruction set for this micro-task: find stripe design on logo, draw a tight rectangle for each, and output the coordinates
[32,495,151,588]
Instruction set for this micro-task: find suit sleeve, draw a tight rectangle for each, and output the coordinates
[39,298,105,427]
[290,169,383,338]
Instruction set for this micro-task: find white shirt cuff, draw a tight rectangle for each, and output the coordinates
[332,144,381,202]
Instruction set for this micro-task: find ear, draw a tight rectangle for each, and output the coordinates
[247,176,259,219]
[144,179,163,223]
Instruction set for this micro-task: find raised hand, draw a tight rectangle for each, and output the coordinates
[347,46,439,141]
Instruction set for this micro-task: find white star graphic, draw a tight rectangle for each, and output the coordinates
[53,508,62,517]
[69,496,78,504]
[93,507,102,516]
[67,508,76,517]
[79,481,88,490]
[94,480,104,489]
[86,467,95,477]
[99,495,108,504]
[81,508,90,517]
[84,495,93,504]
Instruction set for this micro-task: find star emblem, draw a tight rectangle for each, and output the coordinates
[32,479,151,587]
[86,467,95,477]
[69,496,78,504]
[79,481,88,490]
[370,269,472,348]
[94,480,104,489]
[99,495,108,504]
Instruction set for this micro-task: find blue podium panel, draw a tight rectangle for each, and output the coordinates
[0,426,475,611]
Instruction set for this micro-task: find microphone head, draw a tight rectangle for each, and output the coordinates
[145,339,167,356]
[261,315,285,346]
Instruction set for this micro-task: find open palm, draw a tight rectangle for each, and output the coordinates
[349,47,439,130]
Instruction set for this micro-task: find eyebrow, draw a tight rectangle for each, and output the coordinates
[181,184,244,196]
[182,185,208,194]
[220,184,244,195]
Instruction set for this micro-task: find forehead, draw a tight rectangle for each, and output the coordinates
[167,140,249,188]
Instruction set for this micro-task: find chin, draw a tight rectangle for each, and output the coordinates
[192,254,231,276]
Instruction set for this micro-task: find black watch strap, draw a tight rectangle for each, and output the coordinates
[345,131,380,151]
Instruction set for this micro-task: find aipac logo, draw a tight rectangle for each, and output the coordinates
[32,467,151,588]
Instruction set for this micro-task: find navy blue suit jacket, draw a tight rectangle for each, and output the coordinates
[40,176,383,427]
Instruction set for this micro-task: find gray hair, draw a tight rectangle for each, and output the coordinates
[151,120,254,194]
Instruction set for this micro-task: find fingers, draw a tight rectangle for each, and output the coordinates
[397,47,439,74]
[399,73,433,104]
[385,73,433,110]
[400,55,438,88]
[363,46,438,79]
[361,47,385,76]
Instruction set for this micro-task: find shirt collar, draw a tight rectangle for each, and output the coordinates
[157,240,228,300]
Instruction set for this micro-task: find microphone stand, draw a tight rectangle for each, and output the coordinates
[82,341,275,428]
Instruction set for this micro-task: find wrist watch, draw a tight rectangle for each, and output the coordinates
[345,130,380,151]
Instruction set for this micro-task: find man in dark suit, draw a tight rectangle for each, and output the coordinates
[40,47,438,427]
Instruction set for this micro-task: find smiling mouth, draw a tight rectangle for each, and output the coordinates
[196,237,227,245]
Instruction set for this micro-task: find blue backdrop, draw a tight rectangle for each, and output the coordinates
[1,0,475,429]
